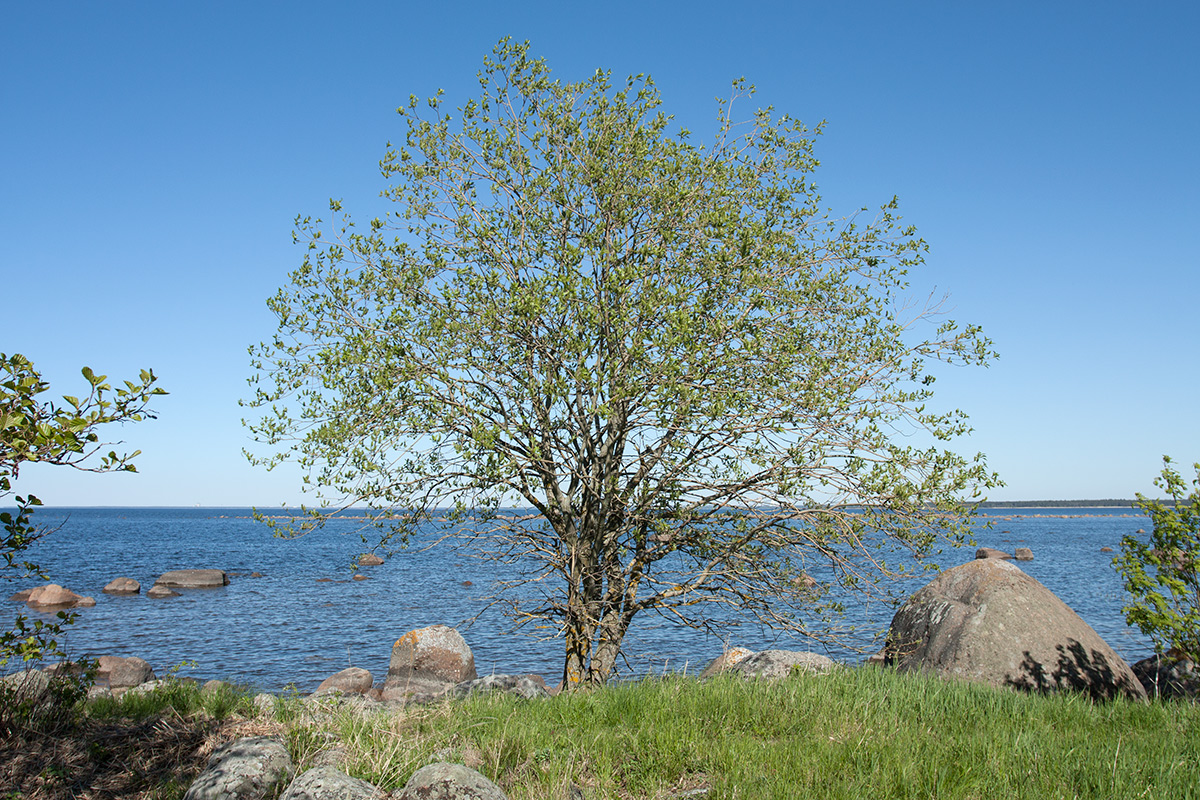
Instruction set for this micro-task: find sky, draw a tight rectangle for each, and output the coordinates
[2,1,1197,506]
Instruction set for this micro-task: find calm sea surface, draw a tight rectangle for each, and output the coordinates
[3,507,1154,692]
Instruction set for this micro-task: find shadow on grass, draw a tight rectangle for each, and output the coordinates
[0,713,223,799]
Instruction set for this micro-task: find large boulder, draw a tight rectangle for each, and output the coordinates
[96,655,155,690]
[394,762,508,800]
[315,667,373,696]
[729,650,837,680]
[279,766,379,800]
[26,583,95,608]
[103,577,141,595]
[155,569,229,589]
[184,736,294,800]
[885,559,1146,700]
[383,625,476,702]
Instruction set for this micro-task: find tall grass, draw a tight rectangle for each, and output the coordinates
[296,668,1199,800]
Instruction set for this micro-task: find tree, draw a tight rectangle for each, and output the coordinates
[1,353,164,665]
[246,39,998,686]
[1114,457,1200,660]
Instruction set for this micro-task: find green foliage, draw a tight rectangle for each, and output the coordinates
[246,39,998,685]
[1115,456,1200,659]
[1,352,164,665]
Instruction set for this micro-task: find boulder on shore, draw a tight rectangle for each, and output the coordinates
[885,558,1145,700]
[280,766,379,800]
[155,569,229,589]
[96,655,155,690]
[184,736,294,800]
[383,624,476,703]
[102,577,141,595]
[699,647,755,679]
[315,666,374,696]
[730,650,836,680]
[1132,651,1200,700]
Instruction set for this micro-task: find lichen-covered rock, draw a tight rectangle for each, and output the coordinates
[184,736,294,800]
[155,569,229,588]
[279,766,379,800]
[383,625,476,702]
[103,577,141,595]
[729,650,836,679]
[316,667,373,696]
[699,647,755,679]
[394,762,508,800]
[452,674,550,700]
[885,558,1145,700]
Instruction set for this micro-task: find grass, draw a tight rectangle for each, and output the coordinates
[2,667,1198,799]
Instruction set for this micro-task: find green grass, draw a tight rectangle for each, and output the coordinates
[16,667,1197,799]
[294,668,1200,800]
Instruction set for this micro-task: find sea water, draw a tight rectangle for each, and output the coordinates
[2,507,1154,691]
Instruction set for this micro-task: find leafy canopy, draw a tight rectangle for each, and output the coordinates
[1,353,164,665]
[246,40,998,684]
[1115,456,1200,659]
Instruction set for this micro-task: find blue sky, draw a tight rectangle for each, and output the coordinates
[3,2,1196,505]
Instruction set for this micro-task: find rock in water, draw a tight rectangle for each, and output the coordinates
[26,584,94,608]
[357,553,384,566]
[155,569,229,588]
[1013,547,1034,561]
[975,547,1012,559]
[102,577,141,594]
[394,762,508,800]
[885,559,1145,700]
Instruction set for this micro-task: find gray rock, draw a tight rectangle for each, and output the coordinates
[885,558,1146,700]
[1013,547,1034,561]
[452,674,550,700]
[279,766,379,800]
[147,584,181,598]
[729,650,836,679]
[155,569,229,588]
[203,679,234,695]
[380,674,454,704]
[184,736,294,800]
[698,647,754,679]
[97,655,155,689]
[253,693,277,715]
[395,762,507,800]
[316,667,374,696]
[102,577,141,595]
[0,668,51,704]
[975,547,1012,559]
[1132,652,1200,700]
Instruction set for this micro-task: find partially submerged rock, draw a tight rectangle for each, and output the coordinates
[102,577,141,595]
[25,583,95,609]
[357,553,384,566]
[184,736,294,800]
[147,584,180,599]
[885,558,1145,700]
[975,547,1012,559]
[155,569,229,589]
[1013,547,1034,561]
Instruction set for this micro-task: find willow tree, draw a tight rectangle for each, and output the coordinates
[246,39,997,686]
